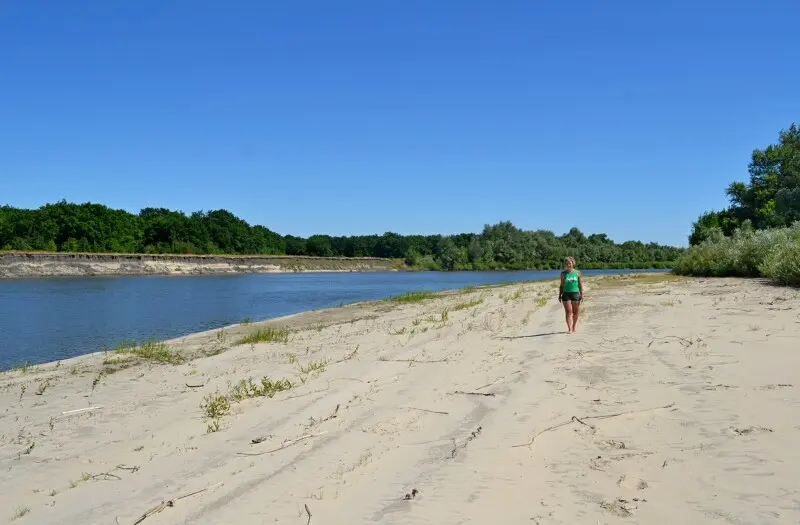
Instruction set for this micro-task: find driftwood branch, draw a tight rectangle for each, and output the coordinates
[126,482,223,525]
[381,358,449,363]
[305,503,312,525]
[449,390,496,397]
[513,403,675,448]
[450,370,522,396]
[185,383,205,388]
[401,406,449,415]
[91,472,122,481]
[237,432,329,457]
[61,406,102,415]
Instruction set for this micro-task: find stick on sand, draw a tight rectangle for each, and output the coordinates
[124,482,223,525]
[237,432,329,457]
[513,403,675,448]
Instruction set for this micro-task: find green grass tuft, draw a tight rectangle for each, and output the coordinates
[236,326,290,345]
[452,298,484,311]
[388,291,434,303]
[113,340,184,364]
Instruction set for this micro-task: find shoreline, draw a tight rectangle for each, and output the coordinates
[2,274,798,523]
[2,272,661,372]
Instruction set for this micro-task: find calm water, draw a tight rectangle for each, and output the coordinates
[0,269,666,370]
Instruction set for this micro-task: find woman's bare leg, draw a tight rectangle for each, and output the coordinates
[562,301,573,333]
[571,301,581,332]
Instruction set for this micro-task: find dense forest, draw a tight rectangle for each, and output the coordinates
[674,123,800,283]
[0,203,680,270]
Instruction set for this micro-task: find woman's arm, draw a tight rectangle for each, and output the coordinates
[559,272,564,300]
[578,271,584,298]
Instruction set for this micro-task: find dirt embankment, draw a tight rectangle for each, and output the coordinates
[0,252,398,279]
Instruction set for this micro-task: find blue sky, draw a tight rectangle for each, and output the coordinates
[1,1,797,247]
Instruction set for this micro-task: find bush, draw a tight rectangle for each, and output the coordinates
[673,223,800,284]
[759,226,800,285]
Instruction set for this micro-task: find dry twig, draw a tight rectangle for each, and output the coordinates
[125,482,223,525]
[513,403,675,448]
[401,406,449,415]
[449,390,496,397]
[61,406,102,415]
[237,432,329,457]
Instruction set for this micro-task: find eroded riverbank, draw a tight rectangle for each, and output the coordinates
[0,252,397,279]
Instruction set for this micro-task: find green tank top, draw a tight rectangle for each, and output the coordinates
[562,269,580,293]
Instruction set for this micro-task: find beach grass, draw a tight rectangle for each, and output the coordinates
[236,326,291,345]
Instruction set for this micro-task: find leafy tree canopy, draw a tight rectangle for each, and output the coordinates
[0,202,681,270]
[689,123,800,245]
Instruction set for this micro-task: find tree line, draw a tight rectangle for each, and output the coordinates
[674,123,800,284]
[688,123,800,245]
[0,201,681,270]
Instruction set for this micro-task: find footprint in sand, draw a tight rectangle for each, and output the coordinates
[617,474,648,491]
[598,439,626,451]
[600,498,637,517]
[729,426,773,436]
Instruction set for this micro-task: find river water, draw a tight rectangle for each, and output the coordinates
[0,269,666,370]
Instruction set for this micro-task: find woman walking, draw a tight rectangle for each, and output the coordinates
[559,256,584,333]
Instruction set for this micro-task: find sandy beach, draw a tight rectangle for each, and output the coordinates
[2,274,798,524]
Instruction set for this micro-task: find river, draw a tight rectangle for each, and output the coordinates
[0,269,666,370]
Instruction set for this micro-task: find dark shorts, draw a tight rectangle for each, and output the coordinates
[561,292,582,302]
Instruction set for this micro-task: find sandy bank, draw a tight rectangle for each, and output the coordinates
[2,274,799,524]
[0,252,397,279]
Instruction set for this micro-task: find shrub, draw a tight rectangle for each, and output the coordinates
[673,222,800,284]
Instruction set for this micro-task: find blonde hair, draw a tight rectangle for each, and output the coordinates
[564,256,575,267]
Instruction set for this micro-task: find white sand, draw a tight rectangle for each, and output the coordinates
[2,275,799,524]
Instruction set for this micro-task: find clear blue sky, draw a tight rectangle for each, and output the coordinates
[1,1,797,247]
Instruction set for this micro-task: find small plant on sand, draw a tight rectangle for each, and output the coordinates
[200,391,231,419]
[388,291,434,304]
[91,372,104,391]
[440,310,449,322]
[229,377,293,401]
[240,317,251,325]
[12,506,30,520]
[113,340,184,365]
[12,362,32,374]
[34,380,50,396]
[206,419,221,433]
[19,384,26,401]
[535,296,548,307]
[298,359,328,377]
[236,326,290,345]
[343,345,359,361]
[452,298,484,311]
